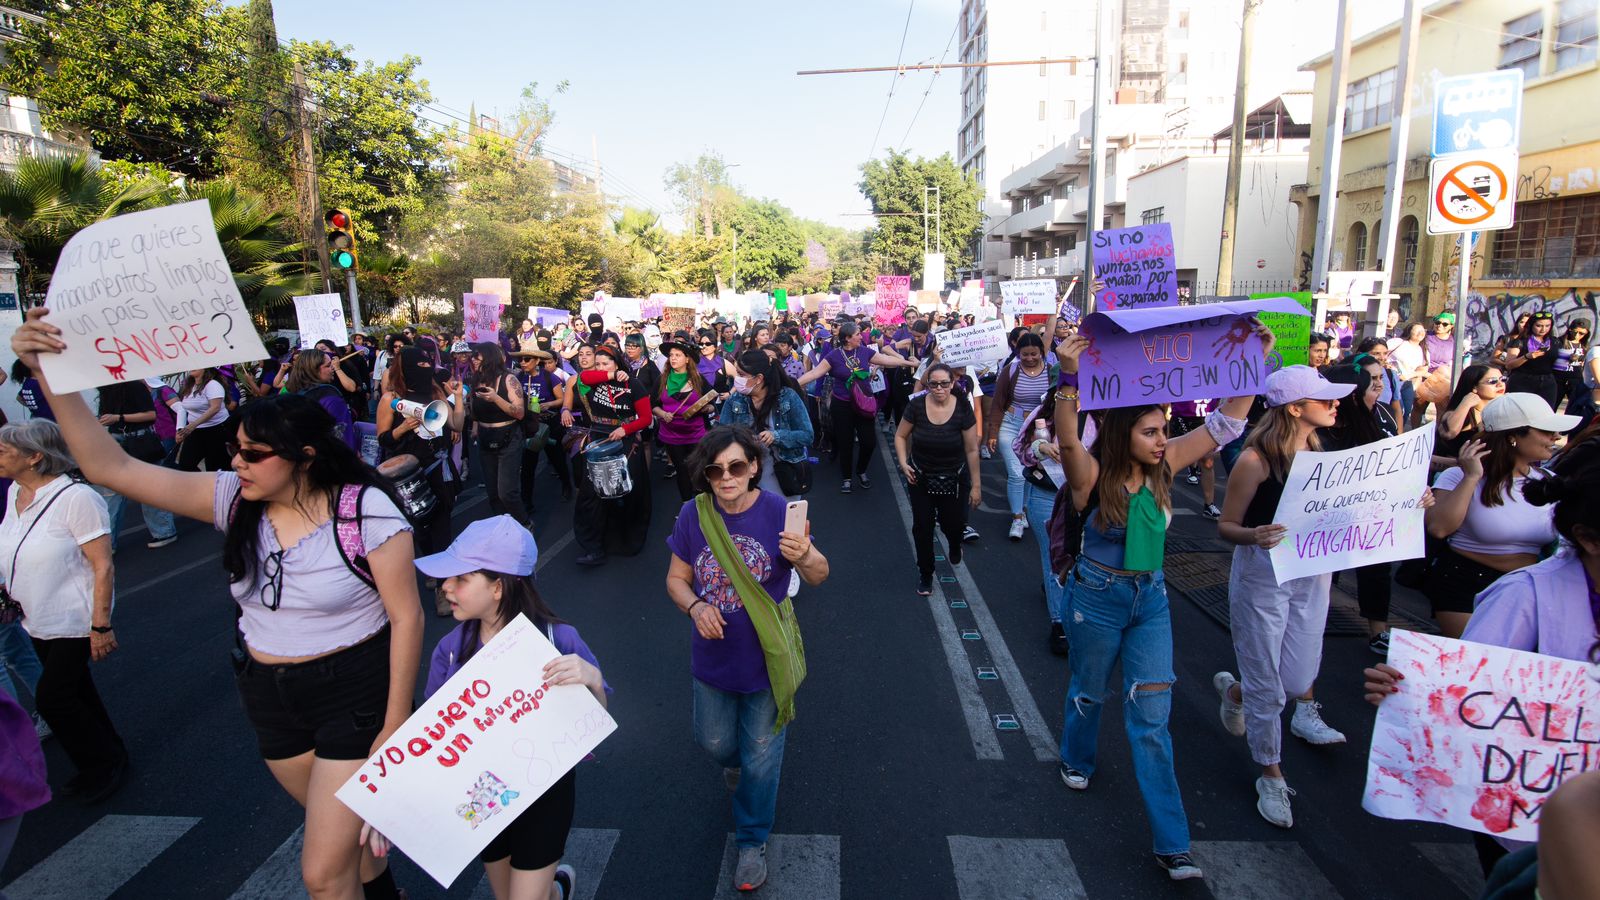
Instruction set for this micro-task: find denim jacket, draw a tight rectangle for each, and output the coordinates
[719,387,814,463]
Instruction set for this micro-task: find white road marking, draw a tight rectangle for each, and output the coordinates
[947,835,1088,900]
[1190,841,1342,900]
[4,814,201,900]
[228,826,306,900]
[469,827,620,900]
[711,833,839,900]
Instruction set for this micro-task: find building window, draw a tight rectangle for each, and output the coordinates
[1399,215,1420,285]
[1349,221,1369,270]
[1343,67,1395,132]
[1062,99,1076,121]
[1141,207,1165,224]
[1489,195,1600,278]
[1557,0,1599,71]
[1500,10,1544,79]
[1038,100,1047,120]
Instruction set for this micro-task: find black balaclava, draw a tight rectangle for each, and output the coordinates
[399,347,435,397]
[587,314,605,340]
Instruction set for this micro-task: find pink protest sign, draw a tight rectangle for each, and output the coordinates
[462,293,502,343]
[1364,630,1600,841]
[1075,295,1308,410]
[874,275,911,326]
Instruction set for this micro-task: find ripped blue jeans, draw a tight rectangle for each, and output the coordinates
[1059,557,1190,856]
[693,678,786,848]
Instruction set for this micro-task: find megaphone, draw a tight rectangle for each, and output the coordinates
[391,398,450,436]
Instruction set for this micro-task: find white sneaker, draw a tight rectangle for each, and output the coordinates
[1008,518,1026,541]
[980,444,992,460]
[1255,776,1295,828]
[1213,672,1245,737]
[1290,700,1347,745]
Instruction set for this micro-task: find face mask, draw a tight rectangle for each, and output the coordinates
[732,376,753,395]
[399,347,435,395]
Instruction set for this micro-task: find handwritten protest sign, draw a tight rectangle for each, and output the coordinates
[843,292,874,317]
[1092,223,1178,310]
[661,306,695,334]
[1000,278,1057,320]
[1268,428,1433,583]
[1363,630,1600,841]
[532,307,569,329]
[936,319,1010,368]
[472,278,512,309]
[462,293,502,343]
[39,199,267,393]
[337,615,616,886]
[1251,291,1316,370]
[1059,298,1081,326]
[820,296,843,319]
[607,297,643,323]
[293,294,348,349]
[773,288,789,312]
[640,296,665,320]
[1076,296,1308,411]
[578,300,601,323]
[747,293,769,321]
[874,275,910,326]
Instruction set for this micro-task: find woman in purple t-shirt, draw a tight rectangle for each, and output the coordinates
[797,323,915,493]
[665,426,830,893]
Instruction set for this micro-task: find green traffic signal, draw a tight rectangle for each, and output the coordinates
[333,249,355,269]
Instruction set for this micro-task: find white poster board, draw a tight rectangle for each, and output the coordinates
[1268,428,1434,584]
[607,297,643,323]
[472,277,513,309]
[935,319,1010,368]
[747,293,769,321]
[462,293,502,344]
[1000,278,1057,319]
[39,199,268,393]
[1364,630,1599,841]
[336,615,617,887]
[294,293,348,349]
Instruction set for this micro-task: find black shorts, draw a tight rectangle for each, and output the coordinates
[1423,545,1506,615]
[480,769,577,871]
[235,627,391,761]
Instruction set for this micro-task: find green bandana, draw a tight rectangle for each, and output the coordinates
[1122,486,1167,572]
[665,371,688,396]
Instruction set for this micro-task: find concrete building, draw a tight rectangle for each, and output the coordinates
[1292,0,1600,358]
[0,6,97,170]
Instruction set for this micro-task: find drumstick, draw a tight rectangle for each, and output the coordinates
[336,349,363,363]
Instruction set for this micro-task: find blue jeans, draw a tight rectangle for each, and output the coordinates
[693,678,786,848]
[1024,483,1065,623]
[100,486,177,551]
[0,621,42,701]
[998,410,1026,516]
[1059,558,1190,855]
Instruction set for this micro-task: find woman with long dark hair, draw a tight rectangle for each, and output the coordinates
[569,344,653,567]
[655,338,712,503]
[1553,318,1591,412]
[1434,363,1506,462]
[469,343,528,524]
[986,332,1053,541]
[797,323,914,493]
[174,367,231,472]
[14,303,424,900]
[720,350,814,499]
[1503,311,1560,407]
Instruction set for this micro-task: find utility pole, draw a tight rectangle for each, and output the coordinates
[1084,0,1109,310]
[1310,0,1354,295]
[1215,0,1260,296]
[732,229,739,293]
[291,60,332,295]
[1374,0,1422,336]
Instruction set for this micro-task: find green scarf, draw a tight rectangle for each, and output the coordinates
[1122,486,1167,572]
[695,494,806,731]
[665,370,688,396]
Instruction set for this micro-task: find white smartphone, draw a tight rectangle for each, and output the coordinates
[784,500,808,536]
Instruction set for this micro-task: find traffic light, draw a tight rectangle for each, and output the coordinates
[325,209,356,270]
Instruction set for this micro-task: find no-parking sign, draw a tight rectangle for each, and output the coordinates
[1427,148,1517,235]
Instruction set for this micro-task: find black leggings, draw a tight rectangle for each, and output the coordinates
[1354,561,1392,623]
[909,476,968,576]
[33,637,126,779]
[663,441,697,503]
[177,423,231,472]
[830,400,876,478]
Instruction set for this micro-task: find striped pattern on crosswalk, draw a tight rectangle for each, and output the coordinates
[1191,841,1342,900]
[948,835,1088,900]
[3,814,200,900]
[711,833,839,900]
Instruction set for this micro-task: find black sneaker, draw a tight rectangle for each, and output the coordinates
[916,574,933,596]
[962,525,980,543]
[554,863,576,900]
[1049,622,1069,657]
[575,552,607,567]
[1154,852,1203,881]
[1368,631,1391,657]
[858,472,872,489]
[947,540,962,566]
[841,479,852,494]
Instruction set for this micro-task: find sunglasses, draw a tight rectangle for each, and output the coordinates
[926,380,953,389]
[703,459,753,482]
[227,443,279,464]
[1298,398,1339,410]
[699,342,714,347]
[1480,377,1506,386]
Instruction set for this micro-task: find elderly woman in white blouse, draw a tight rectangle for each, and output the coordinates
[0,418,125,802]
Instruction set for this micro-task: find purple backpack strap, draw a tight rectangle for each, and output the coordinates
[334,484,374,588]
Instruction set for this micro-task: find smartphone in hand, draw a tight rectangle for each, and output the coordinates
[784,500,808,536]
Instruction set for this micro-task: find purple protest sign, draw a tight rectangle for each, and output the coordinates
[533,306,569,328]
[1092,223,1177,310]
[640,297,665,320]
[1076,296,1310,410]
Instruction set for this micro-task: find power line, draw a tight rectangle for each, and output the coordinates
[866,0,918,162]
[897,21,959,150]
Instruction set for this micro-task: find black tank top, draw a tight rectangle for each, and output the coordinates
[1243,472,1287,528]
[471,376,515,425]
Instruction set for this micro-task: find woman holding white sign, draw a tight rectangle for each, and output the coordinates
[1049,328,1265,881]
[1211,366,1373,830]
[13,305,425,900]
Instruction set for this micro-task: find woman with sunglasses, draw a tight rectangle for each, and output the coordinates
[1435,364,1507,462]
[1424,393,1577,638]
[14,307,424,900]
[896,362,981,596]
[1503,312,1560,408]
[655,338,712,503]
[665,426,829,894]
[797,323,915,494]
[1554,318,1591,412]
[569,344,653,567]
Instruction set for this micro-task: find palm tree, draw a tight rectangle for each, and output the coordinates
[183,180,316,317]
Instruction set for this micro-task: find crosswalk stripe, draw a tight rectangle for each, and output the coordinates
[467,827,620,900]
[3,814,200,900]
[228,825,306,900]
[711,833,839,900]
[1412,842,1487,898]
[947,835,1088,900]
[1190,841,1341,900]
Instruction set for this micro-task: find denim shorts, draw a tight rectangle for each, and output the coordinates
[234,627,390,760]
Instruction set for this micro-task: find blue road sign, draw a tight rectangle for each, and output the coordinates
[1432,69,1523,157]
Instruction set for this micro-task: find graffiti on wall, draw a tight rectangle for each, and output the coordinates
[1464,289,1600,358]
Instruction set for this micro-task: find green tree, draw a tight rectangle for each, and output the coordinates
[858,150,983,282]
[187,179,317,316]
[723,198,804,290]
[0,154,166,296]
[665,152,738,238]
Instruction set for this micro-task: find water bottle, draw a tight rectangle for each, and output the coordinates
[1033,418,1050,443]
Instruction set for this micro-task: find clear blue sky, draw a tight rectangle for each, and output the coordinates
[273,0,964,230]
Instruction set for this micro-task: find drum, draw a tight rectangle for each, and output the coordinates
[378,453,438,520]
[583,439,632,500]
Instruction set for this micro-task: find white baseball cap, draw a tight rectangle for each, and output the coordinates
[1262,365,1356,408]
[1481,393,1582,433]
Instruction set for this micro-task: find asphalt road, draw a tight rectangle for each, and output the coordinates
[0,428,1486,900]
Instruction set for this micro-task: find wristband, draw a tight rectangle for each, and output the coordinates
[687,599,706,617]
[91,625,113,634]
[1058,370,1079,388]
